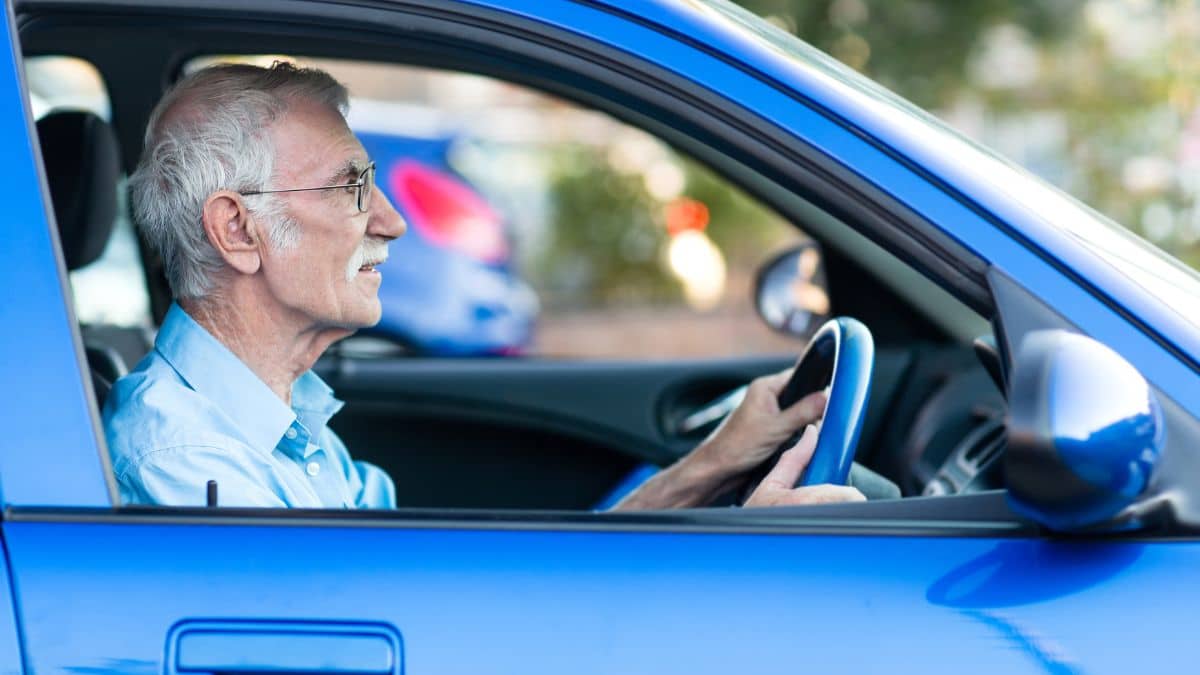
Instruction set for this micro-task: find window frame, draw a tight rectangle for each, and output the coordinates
[10,0,1053,539]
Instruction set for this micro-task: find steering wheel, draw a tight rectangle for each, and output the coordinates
[741,317,875,500]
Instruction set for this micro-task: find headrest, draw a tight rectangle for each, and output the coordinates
[36,110,120,270]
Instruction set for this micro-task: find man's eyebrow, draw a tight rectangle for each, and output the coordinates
[325,158,365,185]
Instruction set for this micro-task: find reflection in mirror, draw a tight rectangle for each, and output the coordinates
[1006,330,1164,532]
[755,242,831,337]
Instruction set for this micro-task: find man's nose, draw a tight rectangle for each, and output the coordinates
[367,189,406,240]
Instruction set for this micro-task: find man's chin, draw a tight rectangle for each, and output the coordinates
[328,300,383,333]
[362,299,384,328]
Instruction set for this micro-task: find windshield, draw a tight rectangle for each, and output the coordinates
[688,0,1200,335]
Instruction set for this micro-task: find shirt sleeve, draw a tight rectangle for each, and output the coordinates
[117,445,290,508]
[320,427,396,509]
[351,459,397,509]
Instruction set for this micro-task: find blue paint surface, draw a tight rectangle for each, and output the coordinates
[0,1,1198,674]
[0,0,110,508]
[6,519,1198,674]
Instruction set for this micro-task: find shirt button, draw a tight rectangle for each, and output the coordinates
[306,461,320,477]
[285,428,298,440]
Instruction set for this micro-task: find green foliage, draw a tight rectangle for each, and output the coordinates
[740,0,1078,108]
[538,145,680,310]
[533,0,1200,315]
[534,145,798,312]
[737,0,1200,270]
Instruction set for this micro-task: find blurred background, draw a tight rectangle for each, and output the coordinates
[29,0,1200,359]
[740,0,1200,267]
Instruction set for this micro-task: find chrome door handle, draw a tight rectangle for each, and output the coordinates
[168,620,402,674]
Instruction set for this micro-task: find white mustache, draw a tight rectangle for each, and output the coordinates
[346,238,389,281]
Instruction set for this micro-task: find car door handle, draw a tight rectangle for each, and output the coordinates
[168,620,402,674]
[675,385,746,435]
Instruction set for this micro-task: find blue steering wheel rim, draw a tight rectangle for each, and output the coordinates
[798,317,875,486]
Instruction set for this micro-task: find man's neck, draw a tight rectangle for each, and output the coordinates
[181,287,350,406]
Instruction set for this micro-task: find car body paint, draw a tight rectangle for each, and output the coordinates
[0,2,1196,674]
[6,518,1199,674]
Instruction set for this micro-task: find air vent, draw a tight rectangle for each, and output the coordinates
[922,418,1006,496]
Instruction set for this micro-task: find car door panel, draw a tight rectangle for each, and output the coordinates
[0,538,25,675]
[5,513,1196,675]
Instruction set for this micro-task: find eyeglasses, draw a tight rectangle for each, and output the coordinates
[242,161,376,213]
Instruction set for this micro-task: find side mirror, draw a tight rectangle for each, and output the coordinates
[755,243,831,338]
[1006,330,1164,532]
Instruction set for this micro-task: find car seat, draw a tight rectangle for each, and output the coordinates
[37,109,149,406]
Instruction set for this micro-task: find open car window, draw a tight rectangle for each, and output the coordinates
[190,55,820,360]
[19,4,1026,530]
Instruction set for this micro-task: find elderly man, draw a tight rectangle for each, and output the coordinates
[104,62,865,510]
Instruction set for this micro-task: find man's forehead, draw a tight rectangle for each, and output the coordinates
[271,102,366,181]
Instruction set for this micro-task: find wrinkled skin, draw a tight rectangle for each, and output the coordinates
[615,368,865,510]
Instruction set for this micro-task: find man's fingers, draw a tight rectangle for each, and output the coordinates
[757,368,794,397]
[759,425,818,489]
[780,390,827,427]
[778,484,866,505]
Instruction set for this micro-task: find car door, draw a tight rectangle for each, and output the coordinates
[4,1,1200,674]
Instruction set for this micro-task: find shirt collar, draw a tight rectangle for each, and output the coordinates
[154,303,343,455]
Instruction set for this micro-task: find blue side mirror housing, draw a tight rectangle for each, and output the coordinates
[1005,330,1164,532]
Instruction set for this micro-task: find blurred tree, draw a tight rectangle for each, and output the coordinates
[739,0,1078,109]
[539,145,681,310]
[736,0,1200,269]
[681,157,797,263]
[538,144,799,312]
[537,0,1200,317]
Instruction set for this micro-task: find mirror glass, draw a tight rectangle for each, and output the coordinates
[755,243,830,337]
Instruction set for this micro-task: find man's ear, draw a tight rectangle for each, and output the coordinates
[202,190,262,275]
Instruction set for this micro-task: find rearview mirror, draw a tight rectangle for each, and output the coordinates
[754,243,831,338]
[1005,330,1164,532]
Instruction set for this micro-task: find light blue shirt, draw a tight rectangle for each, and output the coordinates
[104,303,396,509]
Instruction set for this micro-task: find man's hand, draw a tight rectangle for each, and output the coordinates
[695,367,827,478]
[614,367,833,510]
[743,425,865,507]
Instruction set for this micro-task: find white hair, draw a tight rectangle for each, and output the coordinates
[129,62,348,299]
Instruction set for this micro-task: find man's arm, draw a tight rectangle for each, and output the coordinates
[613,369,864,510]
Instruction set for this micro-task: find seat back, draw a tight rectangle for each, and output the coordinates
[38,110,120,271]
[37,109,142,407]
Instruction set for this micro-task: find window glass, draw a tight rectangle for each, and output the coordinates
[25,56,152,329]
[190,56,817,359]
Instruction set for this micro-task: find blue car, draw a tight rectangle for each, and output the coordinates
[4,0,1199,673]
